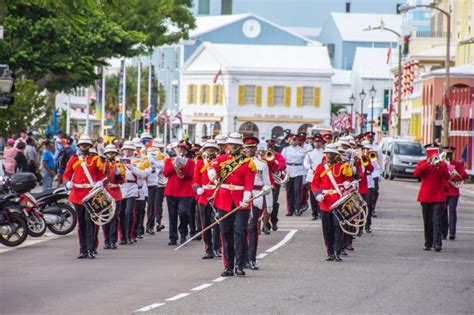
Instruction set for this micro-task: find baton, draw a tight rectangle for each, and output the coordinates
[175,186,271,251]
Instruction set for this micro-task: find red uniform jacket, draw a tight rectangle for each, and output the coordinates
[444,159,468,197]
[163,157,195,198]
[103,160,125,201]
[414,160,449,203]
[358,159,374,195]
[63,155,106,205]
[311,162,353,212]
[192,159,216,206]
[267,152,287,187]
[211,155,256,212]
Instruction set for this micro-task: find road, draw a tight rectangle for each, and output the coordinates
[1,179,473,315]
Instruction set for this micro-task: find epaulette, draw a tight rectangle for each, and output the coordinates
[341,162,353,177]
[244,157,256,172]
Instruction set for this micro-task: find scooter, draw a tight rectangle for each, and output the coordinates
[0,191,29,247]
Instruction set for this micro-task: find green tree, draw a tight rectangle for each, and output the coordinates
[0,80,47,136]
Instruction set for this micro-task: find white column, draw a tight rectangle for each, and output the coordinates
[121,61,127,139]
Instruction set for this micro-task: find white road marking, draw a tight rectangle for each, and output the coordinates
[134,303,166,313]
[165,293,191,301]
[434,259,474,264]
[265,229,298,253]
[191,283,213,291]
[212,276,227,282]
[372,227,474,234]
[256,253,267,259]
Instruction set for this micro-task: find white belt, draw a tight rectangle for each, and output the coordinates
[107,183,120,188]
[322,189,338,195]
[221,184,244,191]
[203,184,216,190]
[73,183,93,188]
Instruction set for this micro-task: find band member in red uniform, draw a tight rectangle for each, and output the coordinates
[192,140,221,259]
[163,140,195,245]
[441,146,468,240]
[311,143,353,262]
[414,144,450,251]
[63,135,106,259]
[265,139,287,232]
[102,144,125,249]
[210,133,256,277]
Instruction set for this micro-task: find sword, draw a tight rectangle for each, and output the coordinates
[175,186,272,251]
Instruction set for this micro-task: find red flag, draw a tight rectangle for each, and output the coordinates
[386,47,392,64]
[173,110,183,126]
[213,68,222,84]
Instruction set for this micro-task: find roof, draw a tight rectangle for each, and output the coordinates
[411,45,456,59]
[353,47,391,79]
[331,69,351,85]
[285,27,322,39]
[184,42,332,75]
[430,62,474,76]
[56,103,100,122]
[331,12,402,42]
[189,13,317,44]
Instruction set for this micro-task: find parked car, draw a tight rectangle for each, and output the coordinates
[383,140,425,180]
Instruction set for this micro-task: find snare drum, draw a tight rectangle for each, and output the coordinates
[83,187,116,226]
[330,191,368,235]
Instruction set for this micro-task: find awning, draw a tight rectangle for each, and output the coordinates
[189,116,223,122]
[235,116,324,124]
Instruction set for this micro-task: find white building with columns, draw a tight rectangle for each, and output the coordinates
[180,42,333,141]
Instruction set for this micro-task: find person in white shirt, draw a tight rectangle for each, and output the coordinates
[365,132,382,217]
[281,134,306,216]
[303,134,325,220]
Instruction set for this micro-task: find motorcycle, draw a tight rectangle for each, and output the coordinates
[0,189,29,247]
[31,187,77,235]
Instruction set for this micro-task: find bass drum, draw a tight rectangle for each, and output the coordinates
[330,191,368,236]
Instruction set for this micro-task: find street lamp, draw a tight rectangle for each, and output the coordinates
[399,2,451,146]
[359,89,366,133]
[349,93,356,132]
[364,21,402,136]
[369,84,377,133]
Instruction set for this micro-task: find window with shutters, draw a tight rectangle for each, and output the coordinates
[187,84,197,104]
[200,84,210,104]
[214,85,222,105]
[273,86,285,106]
[302,87,314,106]
[244,85,256,105]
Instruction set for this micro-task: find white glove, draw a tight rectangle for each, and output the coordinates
[93,180,103,189]
[351,180,358,190]
[196,187,204,196]
[343,181,352,190]
[316,194,324,202]
[266,206,273,214]
[240,191,252,208]
[114,167,121,176]
[207,168,216,182]
[65,181,73,190]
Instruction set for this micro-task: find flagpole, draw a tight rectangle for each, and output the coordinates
[137,59,141,135]
[86,87,90,136]
[121,60,127,139]
[148,61,152,133]
[101,66,106,138]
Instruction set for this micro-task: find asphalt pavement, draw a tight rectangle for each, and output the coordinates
[1,179,473,315]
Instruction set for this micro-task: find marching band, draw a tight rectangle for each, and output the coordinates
[62,130,468,275]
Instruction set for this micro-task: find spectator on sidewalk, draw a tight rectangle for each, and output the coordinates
[3,138,17,177]
[25,137,41,183]
[14,129,28,148]
[54,132,66,160]
[41,140,56,191]
[56,137,74,187]
[14,142,29,173]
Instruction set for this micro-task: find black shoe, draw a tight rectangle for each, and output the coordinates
[234,267,246,276]
[371,213,378,218]
[133,238,138,242]
[87,251,96,259]
[286,213,294,217]
[262,226,270,235]
[434,245,442,252]
[194,235,202,241]
[180,236,187,245]
[77,252,88,259]
[119,240,127,245]
[128,240,135,245]
[221,268,234,277]
[311,216,317,221]
[249,261,259,270]
[365,228,372,234]
[339,250,348,256]
[146,229,155,235]
[111,243,117,249]
[326,254,335,261]
[272,223,278,231]
[346,244,354,251]
[103,244,111,250]
[449,235,456,240]
[92,249,98,255]
[295,210,302,216]
[244,262,250,269]
[334,254,343,262]
[168,240,177,246]
[202,252,214,259]
[137,234,144,239]
[423,245,432,251]
[357,229,363,237]
[213,249,222,258]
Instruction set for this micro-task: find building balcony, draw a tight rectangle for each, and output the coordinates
[415,31,449,38]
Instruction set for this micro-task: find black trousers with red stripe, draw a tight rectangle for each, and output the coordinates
[120,197,135,242]
[219,208,249,270]
[104,200,121,245]
[286,175,303,214]
[74,203,95,254]
[246,206,263,262]
[199,202,220,254]
[321,210,341,255]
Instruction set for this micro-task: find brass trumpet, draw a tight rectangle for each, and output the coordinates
[260,150,275,162]
[361,155,370,167]
[369,152,378,161]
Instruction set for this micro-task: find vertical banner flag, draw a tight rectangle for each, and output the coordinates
[148,64,156,123]
[118,60,125,123]
[96,67,103,119]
